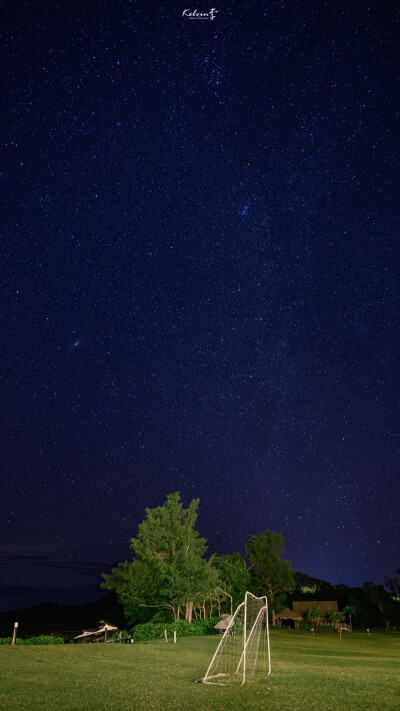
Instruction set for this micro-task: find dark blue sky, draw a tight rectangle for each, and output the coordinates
[1,0,399,611]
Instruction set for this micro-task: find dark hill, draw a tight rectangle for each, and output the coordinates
[294,572,332,589]
[0,592,126,640]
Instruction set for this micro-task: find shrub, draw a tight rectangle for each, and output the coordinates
[0,636,64,645]
[151,609,174,624]
[130,617,219,642]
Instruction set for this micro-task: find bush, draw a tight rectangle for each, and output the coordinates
[0,636,64,645]
[130,617,219,642]
[151,610,174,624]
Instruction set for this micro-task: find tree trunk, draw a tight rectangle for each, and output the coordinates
[185,600,193,624]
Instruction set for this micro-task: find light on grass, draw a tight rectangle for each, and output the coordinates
[202,591,271,686]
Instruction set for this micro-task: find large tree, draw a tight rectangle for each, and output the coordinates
[212,552,251,612]
[102,492,217,623]
[385,570,400,599]
[245,530,295,611]
[362,581,396,630]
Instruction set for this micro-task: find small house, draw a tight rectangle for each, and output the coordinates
[274,608,302,629]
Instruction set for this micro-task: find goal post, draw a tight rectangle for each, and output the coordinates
[202,591,271,685]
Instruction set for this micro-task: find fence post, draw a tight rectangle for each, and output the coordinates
[173,630,176,644]
[164,629,168,644]
[12,622,18,646]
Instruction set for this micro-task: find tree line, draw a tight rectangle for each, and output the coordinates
[102,492,400,629]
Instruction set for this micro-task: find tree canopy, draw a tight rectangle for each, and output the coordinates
[245,530,295,607]
[102,493,400,630]
[212,552,251,611]
[102,492,217,622]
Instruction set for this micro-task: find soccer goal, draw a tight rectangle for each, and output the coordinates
[202,591,271,685]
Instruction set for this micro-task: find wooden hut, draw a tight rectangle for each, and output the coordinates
[214,613,233,634]
[275,608,302,629]
[275,600,338,628]
[292,600,338,621]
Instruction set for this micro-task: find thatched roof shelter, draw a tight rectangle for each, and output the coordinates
[275,601,338,629]
[277,608,303,621]
[275,608,302,629]
[214,614,232,633]
[292,600,338,617]
[73,622,119,642]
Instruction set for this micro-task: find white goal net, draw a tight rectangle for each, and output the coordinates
[202,591,271,685]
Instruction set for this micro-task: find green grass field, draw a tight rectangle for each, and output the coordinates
[1,631,399,711]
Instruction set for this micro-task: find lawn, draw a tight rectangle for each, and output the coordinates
[0,631,399,711]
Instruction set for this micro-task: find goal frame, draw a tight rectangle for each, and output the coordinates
[202,591,271,685]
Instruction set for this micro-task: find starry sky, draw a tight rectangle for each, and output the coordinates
[1,0,399,611]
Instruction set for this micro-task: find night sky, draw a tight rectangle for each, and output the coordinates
[1,0,399,612]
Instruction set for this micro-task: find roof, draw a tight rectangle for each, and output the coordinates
[276,608,302,620]
[292,600,338,615]
[73,623,119,640]
[214,614,233,630]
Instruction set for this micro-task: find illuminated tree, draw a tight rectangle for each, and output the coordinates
[102,492,216,623]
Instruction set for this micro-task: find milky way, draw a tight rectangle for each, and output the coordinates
[1,0,398,609]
